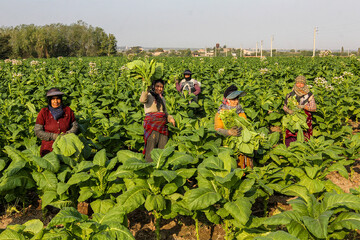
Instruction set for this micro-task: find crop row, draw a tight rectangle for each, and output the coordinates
[0,56,360,239]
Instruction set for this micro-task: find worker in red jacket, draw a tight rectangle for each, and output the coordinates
[34,88,78,156]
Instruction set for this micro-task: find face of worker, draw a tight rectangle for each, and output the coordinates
[184,74,191,79]
[227,98,239,107]
[296,82,305,88]
[154,82,164,95]
[51,96,62,108]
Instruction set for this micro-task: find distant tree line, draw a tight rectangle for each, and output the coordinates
[0,20,117,59]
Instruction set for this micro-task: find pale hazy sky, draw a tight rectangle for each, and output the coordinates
[1,0,359,50]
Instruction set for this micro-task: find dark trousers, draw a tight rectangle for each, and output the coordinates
[145,131,168,162]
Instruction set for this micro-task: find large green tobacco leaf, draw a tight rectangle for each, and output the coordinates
[41,231,71,239]
[122,158,152,170]
[4,146,29,163]
[116,186,151,213]
[152,170,177,182]
[0,159,5,172]
[263,211,297,226]
[32,152,60,172]
[298,175,325,194]
[287,219,310,240]
[176,168,197,179]
[254,231,300,240]
[151,146,175,169]
[47,207,87,228]
[322,192,360,211]
[103,222,135,240]
[301,210,333,239]
[32,170,58,191]
[144,194,166,211]
[280,185,311,204]
[328,212,360,232]
[184,188,222,210]
[92,206,127,226]
[1,157,27,178]
[52,133,84,157]
[224,197,252,225]
[0,229,26,240]
[41,190,57,209]
[23,219,44,235]
[93,149,107,167]
[90,199,115,214]
[116,150,144,163]
[165,152,194,169]
[108,167,134,180]
[66,172,91,185]
[0,170,35,193]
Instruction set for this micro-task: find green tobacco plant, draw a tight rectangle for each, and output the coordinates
[0,206,134,239]
[268,136,351,194]
[183,150,255,240]
[114,147,195,240]
[263,185,360,240]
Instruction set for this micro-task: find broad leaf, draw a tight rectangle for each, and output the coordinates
[151,147,175,169]
[47,207,86,227]
[144,194,166,211]
[32,152,60,172]
[224,197,252,225]
[52,133,84,157]
[116,186,151,213]
[90,199,115,214]
[152,170,177,182]
[0,229,26,240]
[67,172,91,185]
[185,188,221,210]
[93,149,107,167]
[23,219,44,234]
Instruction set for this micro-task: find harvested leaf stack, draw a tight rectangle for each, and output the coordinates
[126,59,164,91]
[220,108,264,156]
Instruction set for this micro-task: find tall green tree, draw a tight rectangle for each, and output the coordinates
[0,33,12,59]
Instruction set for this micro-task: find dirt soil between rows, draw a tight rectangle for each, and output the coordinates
[1,161,360,239]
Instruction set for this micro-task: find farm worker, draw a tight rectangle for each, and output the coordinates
[283,75,316,147]
[34,88,78,157]
[175,69,201,102]
[140,79,176,162]
[214,85,253,169]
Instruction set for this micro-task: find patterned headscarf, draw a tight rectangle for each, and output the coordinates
[293,75,309,96]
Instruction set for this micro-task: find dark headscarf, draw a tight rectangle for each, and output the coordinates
[150,79,166,111]
[184,69,192,81]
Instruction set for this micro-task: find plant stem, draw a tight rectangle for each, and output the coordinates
[264,196,269,217]
[224,220,229,240]
[154,211,161,240]
[193,212,200,240]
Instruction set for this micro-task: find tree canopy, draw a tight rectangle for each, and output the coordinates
[0,20,117,59]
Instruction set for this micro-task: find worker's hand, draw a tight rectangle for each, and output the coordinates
[286,109,294,115]
[52,133,59,140]
[297,105,305,109]
[169,118,176,127]
[228,126,242,136]
[174,77,179,84]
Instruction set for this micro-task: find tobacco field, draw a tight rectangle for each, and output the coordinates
[1,55,360,239]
